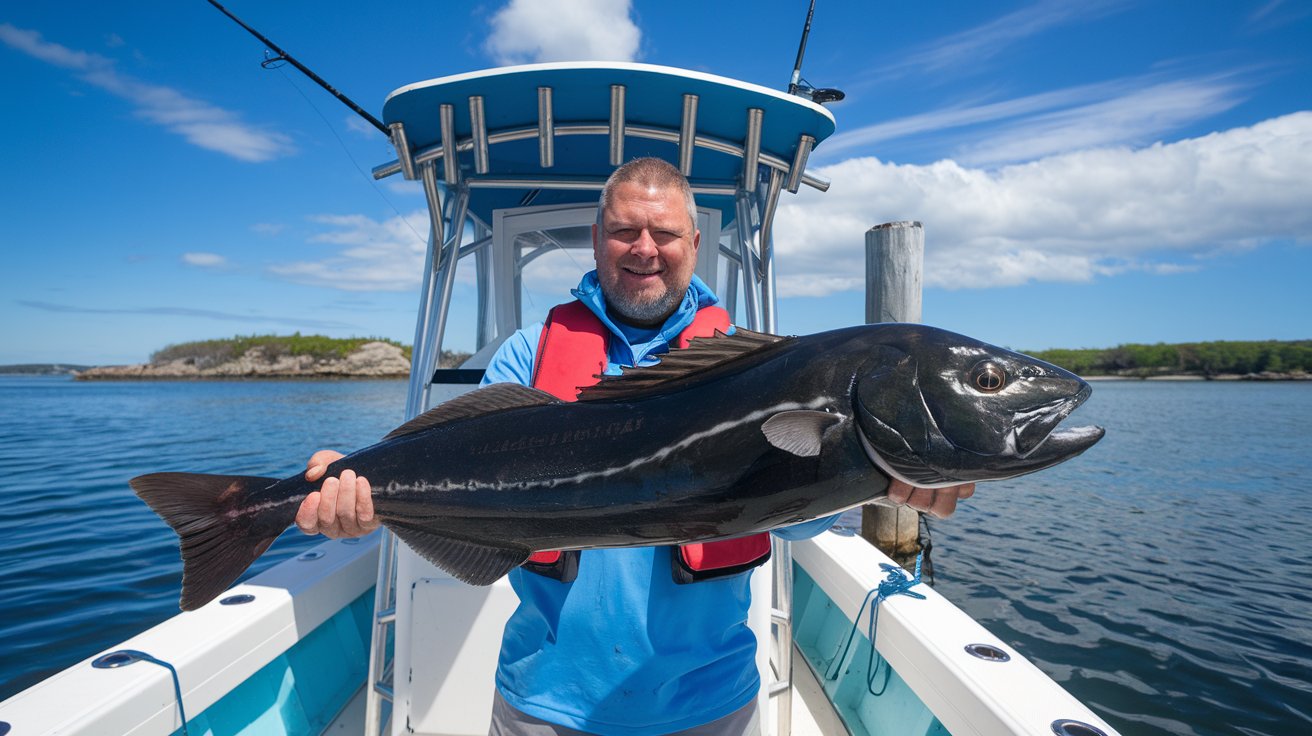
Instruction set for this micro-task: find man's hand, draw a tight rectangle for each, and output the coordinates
[296,449,380,539]
[886,479,975,519]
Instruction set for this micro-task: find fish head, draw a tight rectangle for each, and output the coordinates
[852,325,1105,487]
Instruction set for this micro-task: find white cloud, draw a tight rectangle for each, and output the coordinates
[344,114,378,137]
[1246,0,1312,31]
[774,112,1312,295]
[267,114,1312,301]
[270,211,591,296]
[251,223,285,236]
[484,0,640,65]
[956,76,1246,166]
[268,212,431,292]
[385,179,425,196]
[182,252,228,268]
[877,0,1129,78]
[0,23,293,162]
[821,72,1247,166]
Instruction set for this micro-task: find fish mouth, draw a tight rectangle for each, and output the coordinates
[1024,423,1106,462]
[1012,383,1103,467]
[1013,383,1092,456]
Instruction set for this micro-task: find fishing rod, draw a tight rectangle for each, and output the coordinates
[786,0,845,104]
[205,0,389,135]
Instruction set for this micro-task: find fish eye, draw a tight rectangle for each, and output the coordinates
[970,361,1006,393]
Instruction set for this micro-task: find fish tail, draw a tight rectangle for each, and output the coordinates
[130,472,287,611]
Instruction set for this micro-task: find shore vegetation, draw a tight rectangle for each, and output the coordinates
[1029,339,1311,378]
[151,333,415,368]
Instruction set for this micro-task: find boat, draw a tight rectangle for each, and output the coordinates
[0,61,1119,736]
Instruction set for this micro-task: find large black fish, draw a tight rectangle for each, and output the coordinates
[132,325,1104,610]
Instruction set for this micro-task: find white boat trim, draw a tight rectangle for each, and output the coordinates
[793,532,1119,736]
[0,536,378,736]
[384,61,836,124]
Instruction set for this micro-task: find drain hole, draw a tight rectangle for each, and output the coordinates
[964,643,1010,662]
[1052,719,1108,736]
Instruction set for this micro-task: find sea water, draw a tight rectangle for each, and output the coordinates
[0,376,1308,735]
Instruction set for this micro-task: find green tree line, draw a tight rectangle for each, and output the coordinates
[151,334,415,369]
[1029,340,1312,377]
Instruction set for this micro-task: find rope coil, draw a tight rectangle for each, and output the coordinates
[824,551,927,695]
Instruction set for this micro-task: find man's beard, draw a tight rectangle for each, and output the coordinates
[605,282,685,326]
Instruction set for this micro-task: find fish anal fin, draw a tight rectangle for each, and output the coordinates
[388,524,530,585]
[384,383,561,440]
[762,410,844,457]
[578,329,790,402]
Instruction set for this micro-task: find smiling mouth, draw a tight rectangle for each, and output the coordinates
[623,267,662,277]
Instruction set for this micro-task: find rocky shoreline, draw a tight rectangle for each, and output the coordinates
[75,341,410,380]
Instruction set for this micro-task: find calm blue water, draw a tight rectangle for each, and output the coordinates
[1,377,1309,735]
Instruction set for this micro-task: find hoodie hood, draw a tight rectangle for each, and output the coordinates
[571,270,719,363]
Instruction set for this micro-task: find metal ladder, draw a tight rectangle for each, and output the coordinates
[771,540,797,736]
[363,531,398,734]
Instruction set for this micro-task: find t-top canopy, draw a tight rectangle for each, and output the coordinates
[375,62,836,225]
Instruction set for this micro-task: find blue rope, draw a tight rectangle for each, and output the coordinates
[130,651,190,735]
[824,551,927,696]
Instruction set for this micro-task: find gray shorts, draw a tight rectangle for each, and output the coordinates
[489,690,761,736]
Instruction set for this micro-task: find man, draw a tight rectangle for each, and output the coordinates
[298,158,973,734]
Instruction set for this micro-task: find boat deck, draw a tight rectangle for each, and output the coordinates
[323,642,846,735]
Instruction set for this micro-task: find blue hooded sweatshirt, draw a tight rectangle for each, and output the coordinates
[481,271,836,735]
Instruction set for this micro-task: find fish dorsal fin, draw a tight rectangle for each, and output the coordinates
[577,328,791,402]
[383,383,561,440]
[762,410,844,457]
[387,522,530,585]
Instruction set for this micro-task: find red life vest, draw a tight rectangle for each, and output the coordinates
[521,300,772,584]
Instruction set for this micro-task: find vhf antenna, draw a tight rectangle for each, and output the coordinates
[787,0,845,104]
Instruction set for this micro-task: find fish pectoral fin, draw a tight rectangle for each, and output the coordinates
[387,523,530,585]
[762,410,844,457]
[383,383,561,440]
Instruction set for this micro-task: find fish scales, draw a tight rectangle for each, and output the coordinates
[269,329,877,550]
[131,324,1105,610]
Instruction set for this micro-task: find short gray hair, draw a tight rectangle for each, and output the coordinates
[597,157,697,230]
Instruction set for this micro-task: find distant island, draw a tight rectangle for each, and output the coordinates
[0,363,90,375]
[68,334,469,381]
[6,335,1307,381]
[1029,339,1311,380]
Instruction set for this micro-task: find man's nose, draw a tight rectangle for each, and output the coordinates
[628,230,658,257]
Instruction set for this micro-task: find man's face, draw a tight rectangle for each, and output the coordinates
[592,181,700,327]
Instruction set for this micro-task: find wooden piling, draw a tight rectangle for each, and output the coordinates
[863,221,924,566]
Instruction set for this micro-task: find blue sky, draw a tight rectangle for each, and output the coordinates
[2,0,1309,365]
